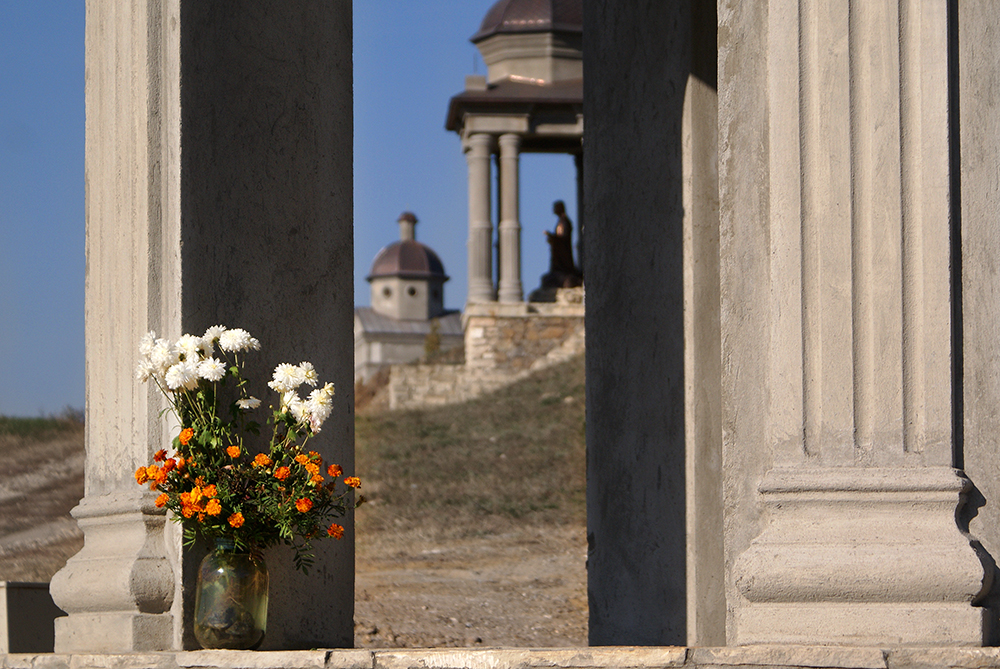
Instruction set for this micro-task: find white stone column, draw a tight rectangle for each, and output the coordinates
[50,0,355,652]
[466,133,495,302]
[497,133,523,303]
[721,0,989,645]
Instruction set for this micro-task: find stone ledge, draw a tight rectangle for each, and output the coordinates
[6,647,1000,669]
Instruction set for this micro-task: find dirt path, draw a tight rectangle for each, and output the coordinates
[355,525,587,648]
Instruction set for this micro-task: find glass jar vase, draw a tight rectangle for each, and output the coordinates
[193,538,269,649]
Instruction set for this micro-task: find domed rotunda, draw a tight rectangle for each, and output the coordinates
[354,213,463,382]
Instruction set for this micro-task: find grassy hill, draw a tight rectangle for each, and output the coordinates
[0,355,586,581]
[355,355,586,539]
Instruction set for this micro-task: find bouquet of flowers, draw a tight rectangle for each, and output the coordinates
[134,325,360,572]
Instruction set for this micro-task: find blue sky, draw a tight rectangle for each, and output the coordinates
[0,3,578,417]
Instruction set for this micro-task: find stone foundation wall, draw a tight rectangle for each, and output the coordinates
[6,645,1000,669]
[388,295,584,410]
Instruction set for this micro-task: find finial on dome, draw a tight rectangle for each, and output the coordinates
[398,211,417,241]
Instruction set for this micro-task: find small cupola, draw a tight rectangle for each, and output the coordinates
[367,212,449,321]
[471,0,583,86]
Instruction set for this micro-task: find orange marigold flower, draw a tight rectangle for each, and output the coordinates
[294,454,310,465]
[327,523,344,539]
[182,505,196,519]
[154,467,169,485]
[175,456,186,470]
[310,474,324,485]
[153,449,167,462]
[228,512,245,528]
[195,477,206,487]
[146,465,159,479]
[305,462,319,475]
[162,458,176,473]
[308,451,321,463]
[155,493,169,508]
[205,499,222,516]
[327,464,342,478]
[274,466,291,481]
[227,445,241,458]
[135,467,150,485]
[202,484,217,498]
[344,476,361,489]
[253,453,272,468]
[179,428,194,446]
[295,498,313,513]
[197,512,206,522]
[188,486,204,505]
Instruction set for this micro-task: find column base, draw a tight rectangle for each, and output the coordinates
[50,490,176,652]
[735,602,987,646]
[732,467,993,645]
[54,612,173,654]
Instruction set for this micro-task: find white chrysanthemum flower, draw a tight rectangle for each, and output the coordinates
[299,361,319,387]
[165,360,199,390]
[237,397,261,410]
[203,324,226,343]
[150,338,180,373]
[290,399,309,427]
[177,334,207,361]
[269,363,305,393]
[307,390,333,432]
[219,328,255,352]
[314,382,335,401]
[202,325,226,355]
[135,359,156,383]
[139,331,156,357]
[279,390,309,426]
[198,357,226,382]
[280,390,299,411]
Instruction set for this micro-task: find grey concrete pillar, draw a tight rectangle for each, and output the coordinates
[466,133,495,303]
[497,133,523,303]
[585,0,718,646]
[721,0,988,645]
[50,0,354,652]
[574,152,584,276]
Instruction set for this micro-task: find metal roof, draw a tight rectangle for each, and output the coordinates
[355,307,464,336]
[472,0,583,43]
[367,240,449,281]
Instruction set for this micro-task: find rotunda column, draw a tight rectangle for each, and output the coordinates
[498,133,523,303]
[466,133,496,302]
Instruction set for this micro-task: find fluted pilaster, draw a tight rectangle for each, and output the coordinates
[721,0,989,644]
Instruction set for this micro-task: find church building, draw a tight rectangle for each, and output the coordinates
[354,212,463,382]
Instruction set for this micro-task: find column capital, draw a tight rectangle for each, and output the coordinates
[498,132,522,149]
[463,132,495,155]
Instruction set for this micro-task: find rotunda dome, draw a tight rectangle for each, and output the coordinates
[471,0,582,43]
[367,240,448,282]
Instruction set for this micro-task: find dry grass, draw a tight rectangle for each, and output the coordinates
[355,354,586,541]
